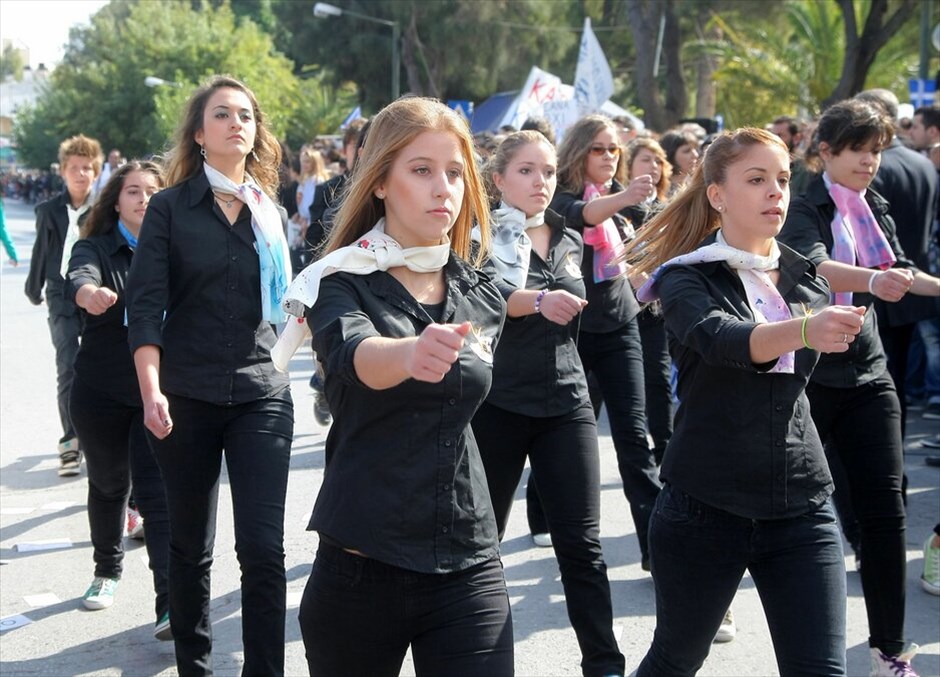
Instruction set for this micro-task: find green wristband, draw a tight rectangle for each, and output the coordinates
[801,314,814,350]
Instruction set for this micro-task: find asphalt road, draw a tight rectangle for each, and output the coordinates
[1,196,938,676]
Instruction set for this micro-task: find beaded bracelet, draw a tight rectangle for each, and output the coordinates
[534,289,548,314]
[801,314,814,350]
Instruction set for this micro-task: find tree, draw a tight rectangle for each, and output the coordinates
[13,1,305,168]
[624,0,686,131]
[273,0,578,113]
[823,0,919,107]
[0,44,26,82]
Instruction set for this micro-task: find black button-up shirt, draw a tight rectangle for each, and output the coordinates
[549,182,642,333]
[779,175,914,388]
[66,227,139,405]
[307,254,505,574]
[126,171,289,405]
[659,235,833,520]
[483,210,590,417]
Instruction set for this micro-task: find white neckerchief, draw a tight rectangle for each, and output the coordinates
[472,202,545,288]
[59,199,91,278]
[638,231,794,374]
[203,162,292,323]
[271,218,451,371]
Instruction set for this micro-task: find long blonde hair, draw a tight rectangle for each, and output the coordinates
[298,145,331,183]
[556,114,626,193]
[163,75,281,197]
[326,97,490,267]
[481,130,555,205]
[624,127,788,277]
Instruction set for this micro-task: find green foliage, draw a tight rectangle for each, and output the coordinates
[13,0,309,167]
[700,0,920,128]
[0,44,26,82]
[273,0,579,112]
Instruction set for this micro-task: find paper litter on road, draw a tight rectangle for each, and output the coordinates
[0,614,32,632]
[14,538,73,552]
[24,593,60,607]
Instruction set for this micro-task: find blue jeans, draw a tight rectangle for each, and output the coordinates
[148,391,294,677]
[299,543,514,676]
[637,485,846,677]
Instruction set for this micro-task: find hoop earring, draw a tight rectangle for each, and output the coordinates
[200,146,207,158]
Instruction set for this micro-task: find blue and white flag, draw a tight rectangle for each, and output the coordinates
[909,79,936,108]
[574,17,614,116]
[340,106,363,129]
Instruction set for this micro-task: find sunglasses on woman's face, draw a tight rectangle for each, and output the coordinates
[589,144,621,156]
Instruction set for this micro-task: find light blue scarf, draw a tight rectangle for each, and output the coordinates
[203,163,291,323]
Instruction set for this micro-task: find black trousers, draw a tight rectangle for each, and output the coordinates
[579,320,662,562]
[299,543,514,677]
[472,401,625,677]
[48,310,81,442]
[806,372,907,656]
[636,308,673,465]
[69,375,170,621]
[148,391,294,677]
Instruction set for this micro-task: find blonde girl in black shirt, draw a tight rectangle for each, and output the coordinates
[285,98,513,676]
[127,75,293,676]
[625,128,865,676]
[470,131,625,677]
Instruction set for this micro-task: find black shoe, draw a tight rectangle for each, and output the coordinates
[313,391,332,426]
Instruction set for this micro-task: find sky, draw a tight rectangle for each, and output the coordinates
[0,0,110,69]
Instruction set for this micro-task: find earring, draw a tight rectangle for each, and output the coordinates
[251,150,260,162]
[376,192,385,199]
[200,146,207,158]
[716,205,723,212]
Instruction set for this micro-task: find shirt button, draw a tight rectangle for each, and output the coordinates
[229,284,236,290]
[231,255,238,262]
[442,483,451,491]
[775,441,782,447]
[441,526,449,533]
[774,405,782,412]
[444,440,452,447]
[448,398,456,406]
[227,342,233,347]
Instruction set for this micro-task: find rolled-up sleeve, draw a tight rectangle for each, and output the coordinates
[659,265,763,371]
[126,194,170,353]
[308,275,381,388]
[65,240,103,304]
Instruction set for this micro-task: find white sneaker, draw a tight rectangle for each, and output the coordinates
[82,577,118,610]
[869,643,919,676]
[125,507,145,540]
[713,607,736,643]
[532,533,553,548]
[57,438,82,477]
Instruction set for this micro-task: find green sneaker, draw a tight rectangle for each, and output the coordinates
[923,534,940,596]
[82,577,118,610]
[154,611,173,641]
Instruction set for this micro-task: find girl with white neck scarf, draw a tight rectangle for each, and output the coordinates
[470,131,625,676]
[290,97,513,676]
[626,128,865,676]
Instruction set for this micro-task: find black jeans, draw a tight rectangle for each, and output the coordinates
[473,401,625,677]
[69,376,170,621]
[637,485,846,677]
[148,391,293,677]
[48,310,81,442]
[299,543,514,677]
[578,321,662,561]
[806,372,907,656]
[636,308,673,465]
